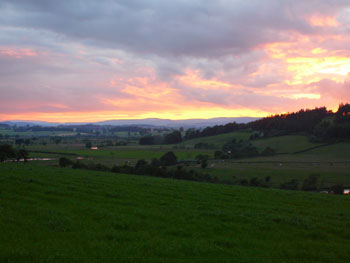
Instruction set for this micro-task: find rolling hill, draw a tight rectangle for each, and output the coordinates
[0,163,349,263]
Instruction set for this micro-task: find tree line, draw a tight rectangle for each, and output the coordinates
[0,144,29,163]
[58,151,218,184]
[143,104,350,145]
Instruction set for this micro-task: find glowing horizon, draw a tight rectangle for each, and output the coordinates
[1,1,350,122]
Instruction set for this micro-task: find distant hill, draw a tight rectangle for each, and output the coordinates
[0,121,62,127]
[96,117,258,128]
[1,117,258,128]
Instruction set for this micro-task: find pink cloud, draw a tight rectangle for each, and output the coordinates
[0,48,39,58]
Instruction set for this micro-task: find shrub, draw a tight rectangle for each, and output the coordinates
[261,147,276,156]
[331,184,344,195]
[200,159,208,169]
[139,136,155,145]
[0,144,16,162]
[160,151,177,166]
[302,174,319,191]
[59,157,73,168]
[280,179,299,190]
[163,131,182,144]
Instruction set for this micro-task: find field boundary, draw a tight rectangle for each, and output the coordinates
[293,143,333,154]
[28,150,79,156]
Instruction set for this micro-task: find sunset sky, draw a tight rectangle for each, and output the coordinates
[1,0,350,122]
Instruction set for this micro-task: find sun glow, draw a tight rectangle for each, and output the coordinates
[0,107,267,123]
[309,15,339,27]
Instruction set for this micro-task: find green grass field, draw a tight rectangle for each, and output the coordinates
[301,142,350,159]
[0,163,349,263]
[198,161,350,188]
[28,145,214,161]
[22,137,350,189]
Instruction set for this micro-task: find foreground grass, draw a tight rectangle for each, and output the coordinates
[0,163,349,263]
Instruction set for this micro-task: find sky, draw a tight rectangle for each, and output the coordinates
[1,0,350,122]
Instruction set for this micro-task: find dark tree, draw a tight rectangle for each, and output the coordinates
[249,107,330,134]
[302,174,319,191]
[195,154,210,161]
[151,158,161,167]
[160,151,177,166]
[280,179,299,190]
[24,139,31,146]
[15,139,24,146]
[163,131,182,144]
[222,139,258,159]
[16,149,28,163]
[331,184,344,195]
[135,159,148,170]
[261,147,276,156]
[335,103,350,124]
[59,157,73,168]
[139,136,155,145]
[0,144,16,162]
[214,150,228,159]
[200,159,208,169]
[85,141,92,149]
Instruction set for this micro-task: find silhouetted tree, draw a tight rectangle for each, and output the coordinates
[302,174,319,191]
[160,151,177,166]
[0,144,15,162]
[59,157,73,168]
[280,179,299,190]
[15,149,28,163]
[200,159,208,169]
[85,141,92,149]
[331,184,344,195]
[139,136,155,145]
[163,131,182,144]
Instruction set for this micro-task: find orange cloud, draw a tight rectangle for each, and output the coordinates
[309,15,339,27]
[177,70,232,90]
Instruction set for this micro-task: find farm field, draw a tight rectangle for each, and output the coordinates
[198,161,350,188]
[22,137,350,188]
[0,163,349,263]
[28,146,214,161]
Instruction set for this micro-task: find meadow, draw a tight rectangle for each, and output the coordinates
[22,133,350,189]
[0,163,349,263]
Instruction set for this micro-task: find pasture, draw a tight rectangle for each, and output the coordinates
[0,163,349,263]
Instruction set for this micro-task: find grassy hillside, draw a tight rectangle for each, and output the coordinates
[180,130,253,148]
[179,132,321,154]
[251,135,321,153]
[1,163,349,263]
[200,161,350,188]
[300,142,350,159]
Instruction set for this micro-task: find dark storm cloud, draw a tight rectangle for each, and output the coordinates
[1,0,349,58]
